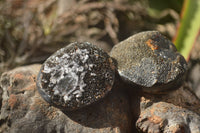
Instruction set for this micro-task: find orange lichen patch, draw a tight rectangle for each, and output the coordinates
[148,115,162,124]
[13,73,24,80]
[149,108,163,124]
[146,39,159,50]
[8,94,18,109]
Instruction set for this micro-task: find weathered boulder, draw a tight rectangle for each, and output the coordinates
[136,86,200,133]
[0,64,132,133]
[1,64,200,133]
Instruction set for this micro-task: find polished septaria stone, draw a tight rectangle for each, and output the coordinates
[37,42,115,111]
[110,31,187,93]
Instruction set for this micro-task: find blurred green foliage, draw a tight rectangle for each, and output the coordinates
[148,0,184,16]
[148,0,200,60]
[174,0,200,60]
[0,0,199,74]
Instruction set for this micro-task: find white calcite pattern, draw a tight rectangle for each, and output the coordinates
[43,47,94,102]
[37,42,115,111]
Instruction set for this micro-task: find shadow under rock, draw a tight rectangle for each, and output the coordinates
[141,83,200,115]
[127,84,142,133]
[63,75,138,133]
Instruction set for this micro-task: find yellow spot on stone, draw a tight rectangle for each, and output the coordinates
[146,39,159,50]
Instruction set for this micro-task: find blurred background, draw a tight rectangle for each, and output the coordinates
[0,0,200,96]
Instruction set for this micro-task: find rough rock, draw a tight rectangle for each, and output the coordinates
[37,42,116,111]
[187,62,200,99]
[135,85,200,133]
[0,64,132,133]
[110,31,187,93]
[1,64,200,133]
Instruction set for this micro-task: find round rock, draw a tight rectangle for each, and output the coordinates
[110,31,187,93]
[37,42,115,111]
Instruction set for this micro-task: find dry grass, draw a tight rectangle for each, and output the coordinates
[0,0,177,74]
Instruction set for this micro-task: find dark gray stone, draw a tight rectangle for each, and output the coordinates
[110,31,187,93]
[37,42,116,111]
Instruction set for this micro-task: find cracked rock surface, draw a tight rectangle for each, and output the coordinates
[0,64,200,133]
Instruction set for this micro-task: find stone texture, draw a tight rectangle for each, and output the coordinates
[37,42,116,111]
[110,31,187,93]
[1,64,200,133]
[135,86,200,133]
[0,64,132,133]
[187,62,200,99]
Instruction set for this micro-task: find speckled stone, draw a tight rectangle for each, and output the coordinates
[37,42,115,111]
[110,31,187,93]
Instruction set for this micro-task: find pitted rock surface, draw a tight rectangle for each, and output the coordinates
[135,86,200,133]
[37,42,115,111]
[110,31,187,93]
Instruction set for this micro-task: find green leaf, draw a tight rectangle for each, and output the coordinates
[174,0,200,60]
